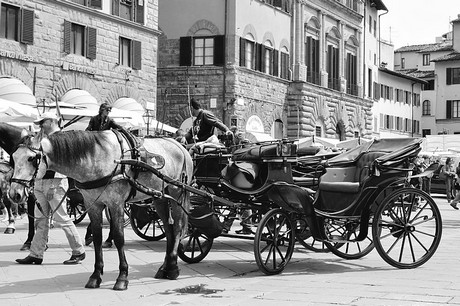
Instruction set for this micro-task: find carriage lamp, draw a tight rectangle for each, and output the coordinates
[142,109,153,136]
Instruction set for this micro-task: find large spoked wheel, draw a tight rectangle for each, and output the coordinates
[129,204,165,241]
[67,199,86,225]
[295,218,329,252]
[324,218,374,260]
[372,187,442,269]
[254,208,295,275]
[178,223,213,264]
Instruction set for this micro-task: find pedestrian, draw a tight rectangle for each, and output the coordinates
[184,98,232,144]
[16,112,86,265]
[84,103,122,248]
[421,156,432,194]
[174,129,187,145]
[442,157,456,203]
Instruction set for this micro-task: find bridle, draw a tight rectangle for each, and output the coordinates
[10,144,42,191]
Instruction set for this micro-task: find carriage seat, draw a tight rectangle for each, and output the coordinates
[232,144,278,161]
[319,151,386,193]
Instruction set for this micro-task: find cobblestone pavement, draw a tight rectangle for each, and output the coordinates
[0,194,459,306]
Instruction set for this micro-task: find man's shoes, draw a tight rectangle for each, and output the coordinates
[102,240,113,248]
[20,242,31,251]
[450,203,459,210]
[85,236,93,246]
[63,253,86,265]
[16,255,43,265]
[235,227,252,235]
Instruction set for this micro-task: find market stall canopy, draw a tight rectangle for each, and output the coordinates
[0,98,38,122]
[0,77,36,106]
[60,89,98,111]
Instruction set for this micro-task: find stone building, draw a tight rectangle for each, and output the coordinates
[157,0,388,141]
[0,0,159,128]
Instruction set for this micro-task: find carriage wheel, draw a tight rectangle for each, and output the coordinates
[67,199,86,225]
[372,187,442,269]
[295,218,329,252]
[324,218,374,260]
[129,205,166,241]
[105,203,131,228]
[254,208,295,275]
[178,223,213,264]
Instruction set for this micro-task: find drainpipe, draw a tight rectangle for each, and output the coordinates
[378,8,389,66]
[222,0,228,125]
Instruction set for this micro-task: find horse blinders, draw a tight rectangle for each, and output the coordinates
[10,144,42,189]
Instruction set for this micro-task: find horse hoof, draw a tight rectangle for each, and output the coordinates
[113,279,129,291]
[154,267,179,280]
[85,277,102,289]
[4,228,15,234]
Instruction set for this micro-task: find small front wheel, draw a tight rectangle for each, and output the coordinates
[372,188,442,269]
[178,223,213,264]
[254,208,295,275]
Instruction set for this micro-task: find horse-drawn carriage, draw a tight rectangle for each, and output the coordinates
[118,136,442,275]
[7,128,442,290]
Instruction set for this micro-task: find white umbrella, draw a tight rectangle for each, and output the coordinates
[0,98,38,122]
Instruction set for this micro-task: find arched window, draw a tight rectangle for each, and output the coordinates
[264,40,274,75]
[422,100,431,116]
[273,119,283,139]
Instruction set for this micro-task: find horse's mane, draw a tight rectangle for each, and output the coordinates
[46,131,111,165]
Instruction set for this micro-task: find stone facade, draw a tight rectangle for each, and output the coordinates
[1,0,159,114]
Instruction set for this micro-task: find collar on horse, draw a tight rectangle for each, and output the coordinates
[74,128,142,190]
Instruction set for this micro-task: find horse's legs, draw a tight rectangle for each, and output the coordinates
[26,196,35,243]
[2,196,15,234]
[110,202,128,291]
[85,206,104,289]
[154,199,186,280]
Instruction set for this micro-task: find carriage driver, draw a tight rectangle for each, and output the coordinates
[184,98,233,144]
[16,112,86,265]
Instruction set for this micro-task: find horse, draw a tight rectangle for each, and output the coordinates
[9,130,193,291]
[0,123,35,247]
[0,161,15,225]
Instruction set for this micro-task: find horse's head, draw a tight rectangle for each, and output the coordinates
[9,136,42,204]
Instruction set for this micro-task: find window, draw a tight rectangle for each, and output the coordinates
[446,100,460,118]
[315,126,322,137]
[280,48,290,80]
[64,20,96,59]
[180,36,225,67]
[446,68,460,85]
[424,80,435,90]
[368,69,372,98]
[373,20,377,37]
[401,58,405,69]
[412,120,420,134]
[194,37,214,66]
[346,0,358,11]
[327,45,340,90]
[422,100,431,116]
[112,0,144,24]
[305,36,320,85]
[70,0,102,9]
[423,54,430,66]
[263,41,274,75]
[119,36,142,69]
[346,52,357,95]
[0,4,34,44]
[422,129,431,137]
[264,0,291,13]
[368,16,372,33]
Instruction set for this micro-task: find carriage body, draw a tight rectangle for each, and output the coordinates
[266,137,442,271]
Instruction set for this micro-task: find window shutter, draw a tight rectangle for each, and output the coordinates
[305,36,312,68]
[255,43,262,71]
[213,35,225,66]
[112,0,120,16]
[179,36,192,66]
[447,68,452,85]
[273,49,279,77]
[86,27,97,60]
[89,0,102,9]
[390,87,393,100]
[260,46,266,73]
[136,0,144,24]
[64,20,71,54]
[239,37,246,67]
[132,40,142,70]
[21,9,35,45]
[447,100,452,119]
